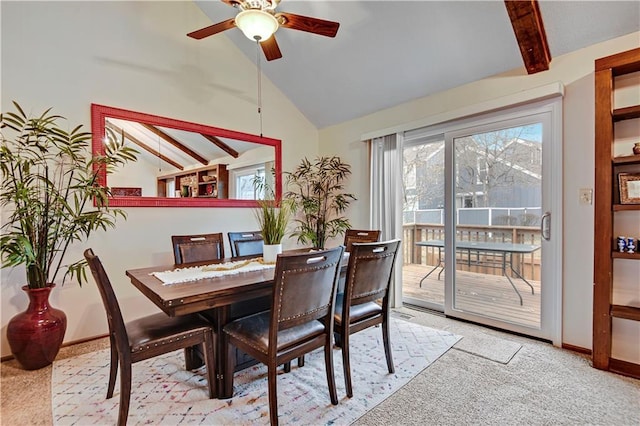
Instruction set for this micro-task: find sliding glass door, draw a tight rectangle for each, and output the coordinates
[447,121,543,331]
[402,135,446,311]
[401,99,561,343]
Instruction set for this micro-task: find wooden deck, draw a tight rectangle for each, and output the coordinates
[402,263,541,328]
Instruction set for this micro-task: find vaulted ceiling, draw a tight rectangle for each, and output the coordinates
[192,0,640,129]
[106,118,259,170]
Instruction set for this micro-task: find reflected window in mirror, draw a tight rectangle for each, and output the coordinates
[232,165,267,200]
[91,104,282,207]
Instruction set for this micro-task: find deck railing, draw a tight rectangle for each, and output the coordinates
[403,223,541,280]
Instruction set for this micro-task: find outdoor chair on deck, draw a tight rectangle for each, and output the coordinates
[227,231,264,258]
[171,233,225,265]
[222,246,344,426]
[84,249,216,426]
[334,239,401,397]
[343,229,381,253]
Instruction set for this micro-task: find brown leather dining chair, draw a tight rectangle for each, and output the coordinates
[222,246,345,426]
[227,232,301,374]
[171,232,224,265]
[172,232,273,374]
[343,229,381,252]
[171,232,225,370]
[227,231,264,258]
[84,249,216,426]
[334,239,401,398]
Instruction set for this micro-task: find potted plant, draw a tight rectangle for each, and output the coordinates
[285,156,356,250]
[0,102,137,370]
[253,174,292,262]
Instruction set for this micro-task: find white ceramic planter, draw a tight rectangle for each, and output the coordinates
[263,243,282,263]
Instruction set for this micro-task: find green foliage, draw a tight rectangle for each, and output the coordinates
[0,102,138,289]
[253,174,292,245]
[284,156,356,249]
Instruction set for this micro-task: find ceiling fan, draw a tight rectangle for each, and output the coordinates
[187,0,340,61]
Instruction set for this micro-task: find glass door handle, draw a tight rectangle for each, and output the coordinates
[541,212,551,241]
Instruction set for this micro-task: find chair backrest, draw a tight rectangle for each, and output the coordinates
[343,229,381,253]
[270,246,344,335]
[227,231,264,258]
[171,233,225,265]
[344,239,401,307]
[84,248,130,356]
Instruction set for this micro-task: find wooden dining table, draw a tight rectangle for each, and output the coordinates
[126,257,276,398]
[125,253,348,399]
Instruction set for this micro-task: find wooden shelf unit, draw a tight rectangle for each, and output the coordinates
[593,47,640,380]
[157,164,228,199]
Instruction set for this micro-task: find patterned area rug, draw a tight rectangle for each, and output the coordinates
[52,318,460,425]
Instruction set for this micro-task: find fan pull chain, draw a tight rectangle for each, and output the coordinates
[256,40,263,138]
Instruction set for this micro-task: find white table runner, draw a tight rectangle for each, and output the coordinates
[151,258,275,285]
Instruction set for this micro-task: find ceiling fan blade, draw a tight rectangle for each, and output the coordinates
[187,18,236,40]
[278,12,339,38]
[261,36,283,61]
[221,0,241,7]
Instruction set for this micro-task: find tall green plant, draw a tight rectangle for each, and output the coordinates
[0,102,138,289]
[285,156,356,249]
[253,174,291,245]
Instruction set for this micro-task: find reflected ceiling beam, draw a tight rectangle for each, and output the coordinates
[201,134,240,158]
[504,0,551,74]
[140,123,209,166]
[106,121,184,170]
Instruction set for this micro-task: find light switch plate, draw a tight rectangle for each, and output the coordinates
[579,188,593,205]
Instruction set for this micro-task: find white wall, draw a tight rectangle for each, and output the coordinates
[319,32,640,352]
[0,1,319,357]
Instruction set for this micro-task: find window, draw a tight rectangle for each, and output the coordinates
[231,166,266,200]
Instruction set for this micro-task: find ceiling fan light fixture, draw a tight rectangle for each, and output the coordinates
[235,9,278,42]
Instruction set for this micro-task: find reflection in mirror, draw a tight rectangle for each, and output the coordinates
[91,104,281,207]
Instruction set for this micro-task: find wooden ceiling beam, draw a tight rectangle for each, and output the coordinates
[504,0,551,74]
[201,134,240,158]
[106,122,184,171]
[140,123,209,166]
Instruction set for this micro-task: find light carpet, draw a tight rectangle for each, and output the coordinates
[452,331,522,364]
[52,318,460,425]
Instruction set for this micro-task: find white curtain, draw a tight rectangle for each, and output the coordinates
[369,133,403,307]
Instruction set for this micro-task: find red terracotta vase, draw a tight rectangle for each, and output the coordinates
[7,284,67,370]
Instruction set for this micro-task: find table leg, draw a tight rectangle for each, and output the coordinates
[508,253,535,294]
[221,327,236,399]
[213,306,235,399]
[419,246,444,287]
[501,253,523,305]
